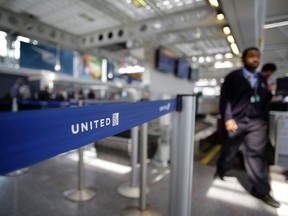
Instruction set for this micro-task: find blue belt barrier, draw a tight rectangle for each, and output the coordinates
[0,99,177,175]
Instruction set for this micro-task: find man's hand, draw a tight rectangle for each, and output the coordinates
[225,119,238,132]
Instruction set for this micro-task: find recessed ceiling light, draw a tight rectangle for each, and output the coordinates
[208,0,219,7]
[199,56,205,63]
[215,54,223,60]
[163,0,170,6]
[152,22,162,29]
[216,13,224,21]
[224,53,233,59]
[223,26,231,35]
[227,35,235,43]
[230,43,239,55]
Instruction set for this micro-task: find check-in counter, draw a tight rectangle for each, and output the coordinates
[269,111,288,167]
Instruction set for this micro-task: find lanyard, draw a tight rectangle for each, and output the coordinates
[242,69,260,103]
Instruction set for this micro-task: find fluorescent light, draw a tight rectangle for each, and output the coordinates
[230,43,239,55]
[215,54,223,60]
[214,61,233,69]
[119,65,145,74]
[152,22,162,29]
[208,0,219,7]
[54,64,61,71]
[227,35,235,43]
[264,20,288,29]
[17,36,30,43]
[224,53,233,59]
[131,0,147,7]
[206,56,212,62]
[101,59,107,82]
[48,73,56,81]
[223,26,231,35]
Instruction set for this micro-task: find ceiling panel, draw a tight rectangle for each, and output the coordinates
[4,0,287,80]
[1,0,120,35]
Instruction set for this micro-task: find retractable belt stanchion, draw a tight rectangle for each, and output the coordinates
[170,95,196,216]
[117,126,143,198]
[6,97,29,177]
[123,123,160,216]
[63,100,96,202]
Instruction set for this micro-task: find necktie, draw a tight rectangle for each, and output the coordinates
[249,73,254,88]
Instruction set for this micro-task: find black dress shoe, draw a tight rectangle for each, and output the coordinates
[251,190,280,208]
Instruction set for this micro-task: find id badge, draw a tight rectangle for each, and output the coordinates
[250,95,260,103]
[255,95,260,102]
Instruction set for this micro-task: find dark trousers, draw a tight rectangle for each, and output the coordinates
[217,119,271,195]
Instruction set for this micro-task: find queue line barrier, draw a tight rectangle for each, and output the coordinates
[0,96,196,216]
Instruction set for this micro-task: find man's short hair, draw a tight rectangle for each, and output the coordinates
[261,63,277,72]
[242,47,260,59]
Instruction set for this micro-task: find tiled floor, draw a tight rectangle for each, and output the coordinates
[0,147,287,216]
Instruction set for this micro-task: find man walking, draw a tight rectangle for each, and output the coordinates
[215,47,280,208]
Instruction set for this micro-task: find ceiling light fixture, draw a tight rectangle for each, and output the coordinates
[131,0,147,7]
[208,0,219,7]
[223,26,231,35]
[227,35,235,43]
[230,43,239,55]
[216,10,225,21]
[54,44,61,72]
[264,20,288,29]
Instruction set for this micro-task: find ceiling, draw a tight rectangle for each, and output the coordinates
[0,0,287,80]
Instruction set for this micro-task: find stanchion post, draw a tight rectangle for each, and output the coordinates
[123,123,160,216]
[140,123,148,211]
[117,126,141,198]
[170,95,196,216]
[130,126,139,188]
[12,97,18,112]
[63,99,96,202]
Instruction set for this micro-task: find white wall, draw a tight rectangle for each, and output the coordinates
[149,69,194,98]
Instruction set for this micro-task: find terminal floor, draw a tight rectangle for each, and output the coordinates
[0,147,287,216]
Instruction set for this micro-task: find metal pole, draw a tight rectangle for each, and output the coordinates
[117,126,141,198]
[12,97,17,112]
[170,112,180,216]
[63,99,95,201]
[130,126,139,187]
[78,147,84,190]
[170,96,196,216]
[140,123,148,211]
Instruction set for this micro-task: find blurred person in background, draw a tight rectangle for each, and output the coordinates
[215,47,280,208]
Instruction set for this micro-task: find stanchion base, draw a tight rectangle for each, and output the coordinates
[117,183,139,199]
[6,168,29,176]
[123,206,161,216]
[117,183,150,199]
[63,188,96,202]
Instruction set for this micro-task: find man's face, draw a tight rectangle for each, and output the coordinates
[243,49,260,72]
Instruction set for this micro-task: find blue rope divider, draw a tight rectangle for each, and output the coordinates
[0,99,177,175]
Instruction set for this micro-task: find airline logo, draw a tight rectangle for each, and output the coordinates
[159,103,171,112]
[71,112,119,135]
